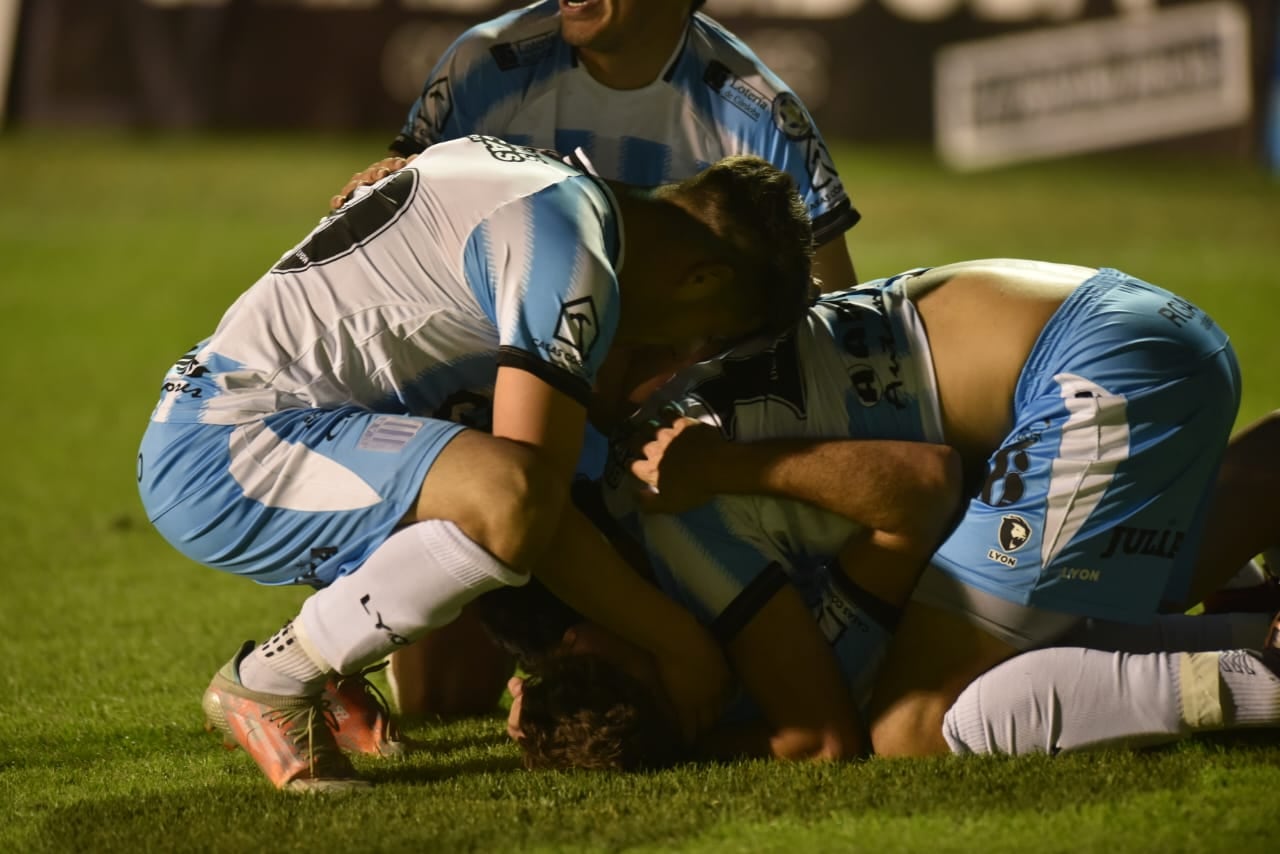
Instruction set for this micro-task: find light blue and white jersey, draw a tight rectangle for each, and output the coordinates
[602,270,946,713]
[149,135,622,428]
[393,1,858,246]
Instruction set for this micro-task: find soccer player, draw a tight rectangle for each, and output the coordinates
[335,0,862,719]
[135,135,815,790]
[341,0,858,291]
[501,259,1275,765]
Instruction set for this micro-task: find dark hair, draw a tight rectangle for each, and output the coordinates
[670,155,814,341]
[515,655,685,771]
[471,579,582,671]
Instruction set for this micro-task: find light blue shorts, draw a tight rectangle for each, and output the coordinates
[927,269,1240,624]
[137,406,465,587]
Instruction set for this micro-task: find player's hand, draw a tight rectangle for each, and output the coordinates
[630,416,726,513]
[652,616,732,744]
[329,154,416,210]
[505,675,526,744]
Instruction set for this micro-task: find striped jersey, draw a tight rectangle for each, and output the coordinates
[392,1,858,246]
[603,271,945,708]
[149,135,621,427]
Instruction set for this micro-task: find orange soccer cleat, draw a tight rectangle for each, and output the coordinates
[202,641,370,793]
[324,663,409,758]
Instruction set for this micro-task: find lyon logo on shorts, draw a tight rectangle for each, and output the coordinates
[998,514,1032,552]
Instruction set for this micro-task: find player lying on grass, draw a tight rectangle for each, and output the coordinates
[494,259,1275,764]
[330,0,861,720]
[135,136,815,791]
[495,530,1280,765]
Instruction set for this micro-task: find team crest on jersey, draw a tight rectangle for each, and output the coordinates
[553,296,600,367]
[772,92,813,140]
[998,514,1032,552]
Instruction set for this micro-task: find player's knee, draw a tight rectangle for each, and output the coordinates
[869,696,953,758]
[455,441,569,572]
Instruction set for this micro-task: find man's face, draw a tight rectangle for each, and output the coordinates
[559,0,687,54]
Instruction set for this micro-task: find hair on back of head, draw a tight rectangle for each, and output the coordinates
[515,655,685,772]
[668,155,814,342]
[471,579,582,671]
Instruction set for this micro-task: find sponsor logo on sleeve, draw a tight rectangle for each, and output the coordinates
[490,32,556,71]
[704,60,771,122]
[416,76,453,140]
[551,296,600,370]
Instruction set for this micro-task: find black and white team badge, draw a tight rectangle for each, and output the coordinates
[553,296,600,367]
[998,514,1033,552]
[772,92,813,140]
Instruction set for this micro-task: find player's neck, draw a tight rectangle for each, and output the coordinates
[576,18,686,90]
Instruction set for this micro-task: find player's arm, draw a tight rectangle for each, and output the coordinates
[812,237,857,292]
[718,576,866,761]
[633,418,962,543]
[491,367,731,742]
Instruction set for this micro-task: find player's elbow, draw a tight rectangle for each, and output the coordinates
[882,444,963,547]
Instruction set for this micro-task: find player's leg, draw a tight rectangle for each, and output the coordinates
[145,409,555,789]
[944,609,1280,755]
[866,569,1079,757]
[1186,411,1280,610]
[387,604,514,721]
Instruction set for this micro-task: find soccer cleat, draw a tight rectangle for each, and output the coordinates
[202,641,370,793]
[324,663,409,758]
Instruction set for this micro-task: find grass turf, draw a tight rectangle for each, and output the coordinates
[1,131,1278,852]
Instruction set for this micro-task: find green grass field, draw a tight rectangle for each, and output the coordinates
[2,131,1279,852]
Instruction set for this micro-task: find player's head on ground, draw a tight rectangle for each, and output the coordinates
[473,579,684,770]
[610,154,815,362]
[510,652,684,771]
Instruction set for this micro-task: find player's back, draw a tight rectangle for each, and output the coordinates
[152,136,618,427]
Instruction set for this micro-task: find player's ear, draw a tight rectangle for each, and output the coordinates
[675,260,733,303]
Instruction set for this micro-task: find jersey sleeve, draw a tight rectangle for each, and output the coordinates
[749,93,859,248]
[462,179,621,407]
[391,35,480,155]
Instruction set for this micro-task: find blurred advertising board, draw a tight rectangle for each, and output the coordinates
[7,0,1273,164]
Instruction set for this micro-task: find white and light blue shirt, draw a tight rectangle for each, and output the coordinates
[150,135,622,428]
[393,1,858,246]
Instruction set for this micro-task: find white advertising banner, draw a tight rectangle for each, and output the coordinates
[935,1,1253,169]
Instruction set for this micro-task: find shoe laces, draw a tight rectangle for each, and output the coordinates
[334,662,396,730]
[263,697,346,777]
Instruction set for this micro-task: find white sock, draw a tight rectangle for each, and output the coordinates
[298,519,527,674]
[238,620,330,696]
[942,647,1187,755]
[942,647,1280,756]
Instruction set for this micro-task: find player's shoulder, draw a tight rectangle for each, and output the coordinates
[684,12,793,98]
[443,1,563,73]
[678,13,820,143]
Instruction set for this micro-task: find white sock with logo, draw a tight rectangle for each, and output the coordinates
[238,620,330,697]
[298,519,528,675]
